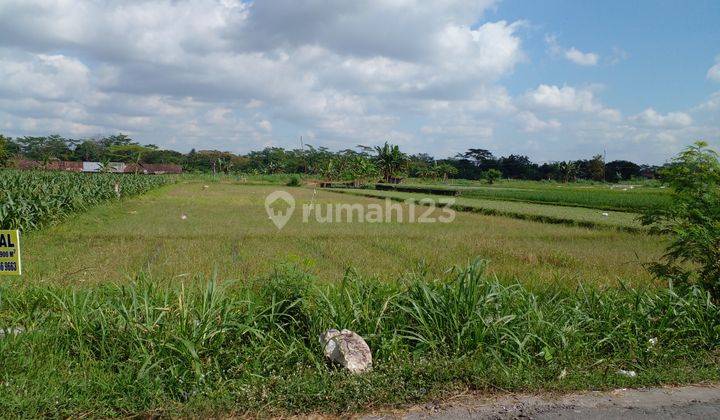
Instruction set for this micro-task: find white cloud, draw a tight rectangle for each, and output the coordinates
[630,108,693,128]
[517,112,561,132]
[524,84,617,117]
[545,35,599,66]
[0,0,527,152]
[564,47,599,66]
[0,0,717,163]
[0,53,90,101]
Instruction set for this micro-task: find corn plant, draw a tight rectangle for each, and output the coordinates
[0,169,175,231]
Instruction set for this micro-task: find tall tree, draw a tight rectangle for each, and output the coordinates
[462,148,497,171]
[499,154,536,179]
[605,160,641,182]
[587,154,605,181]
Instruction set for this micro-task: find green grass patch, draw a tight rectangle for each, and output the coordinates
[182,172,306,186]
[0,261,717,416]
[333,188,643,231]
[18,183,660,287]
[398,179,671,212]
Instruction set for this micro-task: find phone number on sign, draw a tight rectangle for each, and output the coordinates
[0,262,18,271]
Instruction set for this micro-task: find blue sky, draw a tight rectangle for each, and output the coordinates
[0,0,718,163]
[495,0,720,112]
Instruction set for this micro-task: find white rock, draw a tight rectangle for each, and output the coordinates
[602,212,609,217]
[0,326,25,339]
[617,369,637,378]
[320,329,372,373]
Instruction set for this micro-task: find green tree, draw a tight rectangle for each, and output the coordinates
[484,168,502,184]
[0,134,10,166]
[462,148,497,170]
[559,161,577,183]
[436,163,458,181]
[100,133,137,148]
[587,154,605,181]
[17,135,73,162]
[642,141,720,298]
[374,141,407,182]
[73,139,105,161]
[605,160,641,182]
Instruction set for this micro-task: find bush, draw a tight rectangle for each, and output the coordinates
[287,175,301,187]
[483,168,502,184]
[642,141,720,298]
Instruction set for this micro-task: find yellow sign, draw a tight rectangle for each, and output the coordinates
[0,230,21,276]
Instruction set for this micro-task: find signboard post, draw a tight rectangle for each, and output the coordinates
[0,230,21,276]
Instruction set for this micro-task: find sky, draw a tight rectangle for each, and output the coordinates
[0,0,718,164]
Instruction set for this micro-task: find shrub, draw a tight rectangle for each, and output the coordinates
[642,141,720,298]
[483,168,502,184]
[287,175,301,187]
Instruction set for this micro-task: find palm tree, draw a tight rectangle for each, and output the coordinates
[374,141,407,182]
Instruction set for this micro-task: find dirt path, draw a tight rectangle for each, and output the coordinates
[362,384,720,419]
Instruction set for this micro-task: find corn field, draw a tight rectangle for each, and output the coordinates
[0,169,175,231]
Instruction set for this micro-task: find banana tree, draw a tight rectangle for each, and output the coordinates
[374,141,407,182]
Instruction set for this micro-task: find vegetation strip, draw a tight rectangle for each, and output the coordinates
[329,188,644,232]
[376,182,670,212]
[0,261,717,416]
[0,170,175,231]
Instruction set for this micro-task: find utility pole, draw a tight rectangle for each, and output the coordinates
[299,135,306,174]
[603,147,607,182]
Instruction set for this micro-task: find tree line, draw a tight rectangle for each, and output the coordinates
[0,133,660,182]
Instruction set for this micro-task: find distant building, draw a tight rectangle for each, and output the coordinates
[13,159,182,174]
[82,162,126,173]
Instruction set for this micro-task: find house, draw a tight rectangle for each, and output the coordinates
[12,159,182,174]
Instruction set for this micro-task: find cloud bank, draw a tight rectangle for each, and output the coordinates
[0,0,717,163]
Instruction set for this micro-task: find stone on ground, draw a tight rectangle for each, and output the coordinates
[320,328,372,373]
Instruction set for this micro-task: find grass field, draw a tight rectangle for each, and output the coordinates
[17,182,660,287]
[1,178,717,417]
[397,178,672,212]
[332,188,643,230]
